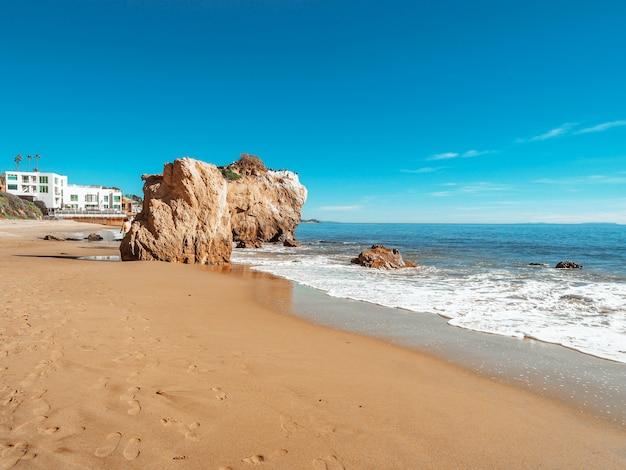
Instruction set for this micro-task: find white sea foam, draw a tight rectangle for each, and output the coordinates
[232,244,626,363]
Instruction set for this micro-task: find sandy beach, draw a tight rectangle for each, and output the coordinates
[1,219,625,469]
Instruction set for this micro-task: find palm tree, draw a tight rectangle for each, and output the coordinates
[34,154,40,171]
[27,155,32,171]
[14,154,22,171]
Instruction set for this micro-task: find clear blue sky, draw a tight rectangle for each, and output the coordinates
[2,0,625,223]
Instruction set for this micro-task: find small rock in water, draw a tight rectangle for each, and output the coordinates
[555,260,583,269]
[86,233,103,241]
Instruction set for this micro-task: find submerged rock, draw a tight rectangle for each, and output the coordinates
[555,261,583,269]
[86,233,103,241]
[351,244,418,269]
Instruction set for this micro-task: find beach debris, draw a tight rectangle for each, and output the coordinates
[351,244,418,269]
[555,261,583,269]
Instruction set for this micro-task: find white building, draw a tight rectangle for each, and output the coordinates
[2,170,123,212]
[64,184,123,211]
[2,170,67,209]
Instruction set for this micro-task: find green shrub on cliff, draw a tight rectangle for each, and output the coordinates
[218,166,242,181]
[0,192,43,219]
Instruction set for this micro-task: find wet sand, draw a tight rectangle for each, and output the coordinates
[1,219,625,469]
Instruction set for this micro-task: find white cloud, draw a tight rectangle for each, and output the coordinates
[428,152,459,161]
[430,182,508,197]
[529,123,576,142]
[318,205,362,211]
[401,167,445,174]
[462,149,494,158]
[532,174,626,185]
[576,120,626,134]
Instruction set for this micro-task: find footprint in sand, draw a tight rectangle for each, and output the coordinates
[0,441,34,468]
[242,454,265,465]
[94,377,111,390]
[32,398,50,416]
[123,437,141,460]
[95,432,122,457]
[211,387,228,401]
[313,455,345,470]
[126,371,141,384]
[280,415,298,437]
[50,350,64,362]
[120,387,141,415]
[160,418,200,441]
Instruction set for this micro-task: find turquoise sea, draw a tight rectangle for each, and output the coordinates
[232,223,626,364]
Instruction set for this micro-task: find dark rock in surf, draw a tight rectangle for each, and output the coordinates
[43,234,66,241]
[351,244,418,269]
[555,261,583,269]
[283,238,300,247]
[86,233,103,241]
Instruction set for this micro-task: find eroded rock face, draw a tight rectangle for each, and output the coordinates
[351,244,418,269]
[120,158,232,264]
[119,155,307,264]
[225,155,307,248]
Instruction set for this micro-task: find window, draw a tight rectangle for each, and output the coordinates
[39,176,48,184]
[104,195,108,201]
[85,194,97,202]
[7,184,17,190]
[113,195,121,202]
[54,178,59,185]
[70,194,78,201]
[39,186,49,193]
[22,176,29,183]
[7,174,17,180]
[103,204,109,209]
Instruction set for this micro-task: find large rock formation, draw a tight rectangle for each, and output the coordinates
[224,154,307,248]
[120,154,307,264]
[351,244,418,269]
[120,158,232,264]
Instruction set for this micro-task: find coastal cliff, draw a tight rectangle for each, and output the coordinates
[120,155,307,264]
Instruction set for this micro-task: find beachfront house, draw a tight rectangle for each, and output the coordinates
[2,170,68,209]
[63,184,123,212]
[2,169,124,213]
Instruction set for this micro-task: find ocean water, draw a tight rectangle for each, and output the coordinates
[231,223,626,364]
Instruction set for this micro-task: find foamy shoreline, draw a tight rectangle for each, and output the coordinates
[1,219,625,468]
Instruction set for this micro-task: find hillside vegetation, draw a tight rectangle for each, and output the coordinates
[0,191,43,219]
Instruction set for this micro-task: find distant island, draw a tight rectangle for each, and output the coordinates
[301,219,321,223]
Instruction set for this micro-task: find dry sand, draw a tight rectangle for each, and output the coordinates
[1,219,625,469]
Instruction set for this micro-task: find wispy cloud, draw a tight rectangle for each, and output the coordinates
[429,182,509,197]
[518,120,626,143]
[462,149,495,158]
[318,205,362,211]
[576,120,626,134]
[427,149,494,161]
[401,167,445,174]
[428,152,458,161]
[533,174,626,185]
[528,123,577,142]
